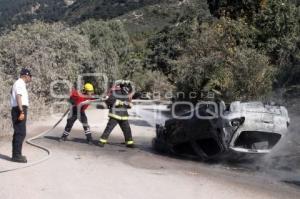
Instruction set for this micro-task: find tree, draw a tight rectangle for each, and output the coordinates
[78,19,131,82]
[0,20,132,135]
[253,0,300,87]
[146,19,197,83]
[207,0,264,20]
[175,19,274,101]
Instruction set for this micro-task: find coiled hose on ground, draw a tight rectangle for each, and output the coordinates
[0,109,70,174]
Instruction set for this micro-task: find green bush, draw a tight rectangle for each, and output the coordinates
[253,0,300,87]
[77,19,131,81]
[0,20,131,136]
[147,0,300,101]
[147,16,275,101]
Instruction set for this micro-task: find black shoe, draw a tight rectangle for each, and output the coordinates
[12,155,27,163]
[98,142,105,147]
[59,135,68,142]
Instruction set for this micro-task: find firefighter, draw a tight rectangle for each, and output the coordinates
[59,83,96,144]
[99,80,134,148]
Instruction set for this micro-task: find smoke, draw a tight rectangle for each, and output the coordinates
[258,98,300,182]
[132,104,171,127]
[134,99,300,185]
[221,96,300,186]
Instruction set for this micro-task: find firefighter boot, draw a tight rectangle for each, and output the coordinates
[86,134,93,145]
[59,131,70,142]
[98,139,107,147]
[126,140,135,148]
[59,134,68,142]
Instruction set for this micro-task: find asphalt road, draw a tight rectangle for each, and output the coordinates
[0,105,299,199]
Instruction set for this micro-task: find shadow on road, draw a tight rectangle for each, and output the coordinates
[43,135,151,150]
[129,119,152,127]
[0,153,11,161]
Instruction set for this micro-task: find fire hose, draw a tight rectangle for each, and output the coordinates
[0,109,70,174]
[0,98,105,174]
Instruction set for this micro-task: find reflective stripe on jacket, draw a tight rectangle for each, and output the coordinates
[106,89,131,121]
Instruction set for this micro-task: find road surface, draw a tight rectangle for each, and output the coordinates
[0,105,299,199]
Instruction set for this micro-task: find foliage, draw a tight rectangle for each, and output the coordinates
[253,0,300,87]
[0,0,172,31]
[146,20,196,83]
[0,22,87,134]
[119,50,173,95]
[0,0,66,31]
[175,19,274,101]
[0,0,300,135]
[147,0,300,101]
[206,0,300,88]
[0,20,131,135]
[77,19,131,81]
[207,0,270,19]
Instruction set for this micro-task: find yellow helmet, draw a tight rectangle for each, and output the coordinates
[84,83,94,92]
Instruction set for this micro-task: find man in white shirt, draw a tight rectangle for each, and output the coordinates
[10,68,32,163]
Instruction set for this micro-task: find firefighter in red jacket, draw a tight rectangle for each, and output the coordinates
[59,83,95,144]
[99,80,134,148]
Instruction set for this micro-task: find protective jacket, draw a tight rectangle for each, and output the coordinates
[106,89,132,120]
[69,89,94,112]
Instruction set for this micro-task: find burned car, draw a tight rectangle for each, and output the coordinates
[153,101,290,160]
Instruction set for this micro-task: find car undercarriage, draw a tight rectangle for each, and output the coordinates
[153,101,290,160]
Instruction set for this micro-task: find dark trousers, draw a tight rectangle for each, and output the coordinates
[63,107,91,137]
[11,106,27,157]
[101,118,133,142]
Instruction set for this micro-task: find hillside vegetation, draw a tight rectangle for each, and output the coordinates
[0,20,132,133]
[0,0,191,32]
[148,0,300,100]
[0,0,299,135]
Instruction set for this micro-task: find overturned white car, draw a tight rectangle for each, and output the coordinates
[153,101,290,160]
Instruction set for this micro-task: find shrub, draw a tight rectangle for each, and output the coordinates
[0,20,131,136]
[147,17,274,101]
